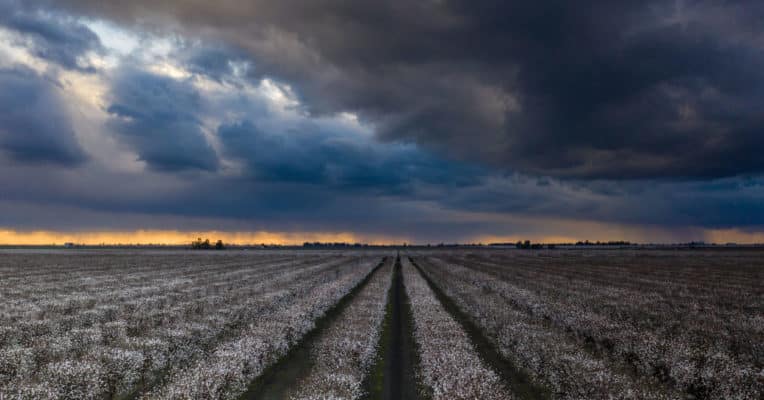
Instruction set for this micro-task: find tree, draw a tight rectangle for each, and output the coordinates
[215,240,225,250]
[516,240,533,250]
[191,238,213,250]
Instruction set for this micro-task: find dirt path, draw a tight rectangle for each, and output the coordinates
[363,255,421,400]
[238,257,388,400]
[382,256,419,400]
[241,255,423,400]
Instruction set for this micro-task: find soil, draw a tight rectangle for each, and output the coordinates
[381,256,419,400]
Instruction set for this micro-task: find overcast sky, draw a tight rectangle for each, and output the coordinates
[1,0,764,244]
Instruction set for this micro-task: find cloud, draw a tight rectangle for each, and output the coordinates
[180,44,251,82]
[218,119,482,192]
[3,139,764,241]
[0,67,88,165]
[105,67,219,172]
[3,171,764,243]
[438,175,764,230]
[1,0,764,243]
[0,0,102,71]
[42,0,764,179]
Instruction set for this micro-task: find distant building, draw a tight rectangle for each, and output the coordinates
[64,242,75,248]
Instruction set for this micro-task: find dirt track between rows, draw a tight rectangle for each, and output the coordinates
[379,256,418,400]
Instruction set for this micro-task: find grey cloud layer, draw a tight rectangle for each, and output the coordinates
[43,0,764,179]
[3,155,764,241]
[1,0,764,241]
[0,0,102,71]
[0,68,87,165]
[218,120,481,191]
[106,68,219,172]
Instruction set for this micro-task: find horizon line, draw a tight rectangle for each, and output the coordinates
[2,228,764,247]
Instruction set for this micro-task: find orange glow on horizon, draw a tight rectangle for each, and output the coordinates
[0,229,405,246]
[703,228,764,245]
[1,227,763,246]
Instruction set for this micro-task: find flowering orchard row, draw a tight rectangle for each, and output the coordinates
[2,250,758,400]
[414,250,763,400]
[401,257,514,400]
[0,251,382,399]
[438,251,762,399]
[288,258,394,399]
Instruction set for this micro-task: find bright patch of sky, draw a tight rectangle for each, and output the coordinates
[147,61,192,80]
[82,20,139,55]
[258,78,300,110]
[83,19,182,72]
[0,27,49,72]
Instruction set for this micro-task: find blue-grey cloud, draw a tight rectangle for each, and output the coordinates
[438,175,764,231]
[0,67,87,166]
[180,44,251,82]
[3,158,764,242]
[1,0,764,242]
[0,0,101,72]
[106,68,219,172]
[43,0,764,180]
[218,120,482,193]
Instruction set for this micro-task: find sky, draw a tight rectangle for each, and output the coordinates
[1,0,764,245]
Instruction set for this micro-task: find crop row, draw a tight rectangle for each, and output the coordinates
[0,252,381,399]
[402,258,514,400]
[432,252,763,399]
[1,256,340,394]
[416,256,675,399]
[288,258,394,399]
[147,257,380,399]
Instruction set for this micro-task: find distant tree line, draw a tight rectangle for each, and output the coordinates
[575,240,631,246]
[191,238,225,250]
[515,240,550,250]
[489,240,555,249]
[303,242,372,248]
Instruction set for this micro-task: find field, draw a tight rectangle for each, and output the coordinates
[0,249,761,399]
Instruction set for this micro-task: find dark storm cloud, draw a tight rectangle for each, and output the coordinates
[39,0,764,179]
[180,45,251,82]
[106,68,219,172]
[0,0,101,72]
[218,120,481,192]
[0,161,462,239]
[438,175,764,230]
[0,67,87,166]
[3,158,764,241]
[2,0,764,242]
